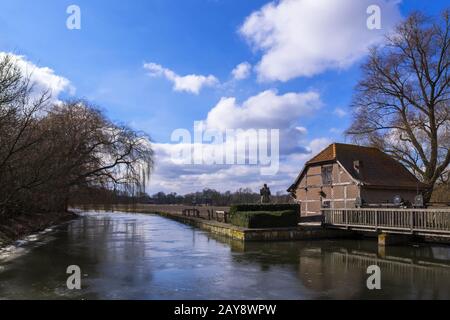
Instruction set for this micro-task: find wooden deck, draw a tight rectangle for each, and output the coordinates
[323,208,450,237]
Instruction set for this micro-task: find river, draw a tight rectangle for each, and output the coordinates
[0,212,449,299]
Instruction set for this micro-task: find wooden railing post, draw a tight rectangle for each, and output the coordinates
[375,210,378,231]
[345,210,348,228]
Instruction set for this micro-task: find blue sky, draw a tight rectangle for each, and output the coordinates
[0,0,448,194]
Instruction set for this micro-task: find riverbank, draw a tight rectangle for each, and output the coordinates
[75,204,230,218]
[76,205,450,245]
[157,211,353,241]
[0,211,78,248]
[77,204,353,242]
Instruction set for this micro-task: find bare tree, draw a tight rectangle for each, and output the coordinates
[347,10,450,202]
[43,101,154,199]
[0,54,154,216]
[0,55,52,215]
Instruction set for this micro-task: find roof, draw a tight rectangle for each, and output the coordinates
[288,143,426,191]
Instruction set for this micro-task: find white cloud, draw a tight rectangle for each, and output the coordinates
[334,107,348,118]
[329,127,343,134]
[205,89,321,155]
[0,52,74,101]
[231,62,252,80]
[144,62,218,94]
[307,138,333,154]
[146,90,326,194]
[295,126,308,135]
[240,0,402,82]
[205,89,321,131]
[149,137,332,194]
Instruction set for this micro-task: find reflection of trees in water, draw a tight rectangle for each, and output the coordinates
[0,214,156,299]
[66,214,153,294]
[208,233,450,299]
[0,220,102,299]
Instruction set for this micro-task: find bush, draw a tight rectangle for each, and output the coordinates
[230,210,298,228]
[229,204,300,215]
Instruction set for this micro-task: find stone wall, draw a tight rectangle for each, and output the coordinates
[158,212,354,242]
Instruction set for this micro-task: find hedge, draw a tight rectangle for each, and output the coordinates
[230,210,298,228]
[229,204,300,215]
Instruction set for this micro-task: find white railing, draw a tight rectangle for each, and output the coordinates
[322,208,450,234]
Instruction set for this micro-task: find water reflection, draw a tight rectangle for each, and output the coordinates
[209,233,450,299]
[0,212,449,299]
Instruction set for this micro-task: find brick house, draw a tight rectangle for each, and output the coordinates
[287,143,426,216]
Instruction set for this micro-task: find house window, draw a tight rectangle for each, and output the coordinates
[322,200,331,208]
[321,166,333,185]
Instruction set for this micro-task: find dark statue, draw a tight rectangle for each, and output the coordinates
[260,184,271,204]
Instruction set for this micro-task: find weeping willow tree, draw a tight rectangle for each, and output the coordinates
[0,54,154,216]
[45,101,154,209]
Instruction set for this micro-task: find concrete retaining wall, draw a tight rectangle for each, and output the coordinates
[158,212,352,242]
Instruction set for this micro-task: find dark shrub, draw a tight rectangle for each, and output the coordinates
[230,210,298,228]
[229,204,300,215]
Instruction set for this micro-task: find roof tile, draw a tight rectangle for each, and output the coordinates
[304,143,424,189]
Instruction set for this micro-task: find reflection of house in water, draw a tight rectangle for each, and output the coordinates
[298,247,369,299]
[207,232,450,299]
[298,245,450,299]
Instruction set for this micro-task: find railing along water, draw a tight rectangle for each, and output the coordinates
[322,208,450,235]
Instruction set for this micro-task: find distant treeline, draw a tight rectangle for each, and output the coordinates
[0,55,153,217]
[149,188,294,206]
[72,187,294,207]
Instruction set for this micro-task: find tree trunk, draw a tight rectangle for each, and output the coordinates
[422,185,434,205]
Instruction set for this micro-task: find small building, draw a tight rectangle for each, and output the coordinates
[287,143,425,216]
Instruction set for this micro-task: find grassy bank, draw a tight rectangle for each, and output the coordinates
[0,211,78,248]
